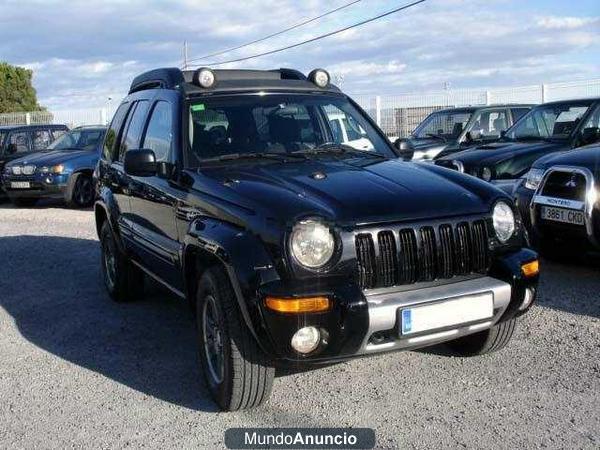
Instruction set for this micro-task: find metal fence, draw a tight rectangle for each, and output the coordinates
[1,78,599,138]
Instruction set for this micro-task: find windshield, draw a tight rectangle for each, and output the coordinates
[49,128,105,151]
[412,110,474,140]
[506,103,591,141]
[186,94,394,166]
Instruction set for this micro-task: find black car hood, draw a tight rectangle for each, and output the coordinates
[440,140,566,166]
[407,137,449,151]
[6,149,92,166]
[534,144,600,174]
[192,157,500,226]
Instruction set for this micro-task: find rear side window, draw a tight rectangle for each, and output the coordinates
[142,101,173,162]
[119,100,149,161]
[103,103,130,161]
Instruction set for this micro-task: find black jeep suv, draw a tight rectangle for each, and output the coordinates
[94,67,539,411]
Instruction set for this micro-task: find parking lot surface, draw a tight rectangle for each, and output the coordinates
[0,202,598,449]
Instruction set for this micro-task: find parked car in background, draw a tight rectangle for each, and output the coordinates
[3,125,106,207]
[328,111,374,151]
[513,143,600,255]
[0,124,69,196]
[94,66,539,411]
[395,104,533,160]
[435,98,600,194]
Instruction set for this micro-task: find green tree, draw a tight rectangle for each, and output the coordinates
[0,62,45,113]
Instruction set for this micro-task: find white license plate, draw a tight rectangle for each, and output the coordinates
[541,206,584,226]
[400,293,494,335]
[10,181,31,189]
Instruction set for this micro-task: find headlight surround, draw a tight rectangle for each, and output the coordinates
[290,219,335,269]
[492,201,516,243]
[524,168,544,191]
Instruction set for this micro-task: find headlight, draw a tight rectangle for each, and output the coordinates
[43,165,64,174]
[481,167,493,181]
[290,219,335,269]
[493,201,515,243]
[524,168,544,191]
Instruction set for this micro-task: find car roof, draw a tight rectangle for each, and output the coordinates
[127,67,343,98]
[0,124,68,131]
[70,125,107,131]
[535,97,600,106]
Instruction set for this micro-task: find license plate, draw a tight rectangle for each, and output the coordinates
[10,181,31,189]
[541,206,584,226]
[400,293,493,335]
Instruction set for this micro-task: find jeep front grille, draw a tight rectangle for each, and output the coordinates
[355,219,490,290]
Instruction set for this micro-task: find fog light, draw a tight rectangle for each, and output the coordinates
[521,260,539,277]
[291,327,320,354]
[519,287,535,311]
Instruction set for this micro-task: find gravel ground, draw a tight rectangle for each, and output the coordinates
[0,201,598,449]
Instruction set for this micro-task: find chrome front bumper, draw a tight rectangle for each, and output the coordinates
[358,276,512,354]
[530,165,598,247]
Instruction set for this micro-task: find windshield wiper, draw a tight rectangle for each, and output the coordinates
[199,152,307,163]
[425,133,447,143]
[294,143,387,159]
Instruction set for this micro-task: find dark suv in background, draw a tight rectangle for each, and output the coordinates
[395,104,532,160]
[94,67,539,411]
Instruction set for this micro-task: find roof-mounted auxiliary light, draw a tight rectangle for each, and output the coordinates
[308,69,330,88]
[193,67,216,88]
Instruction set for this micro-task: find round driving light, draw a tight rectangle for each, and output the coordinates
[194,68,216,88]
[291,326,320,354]
[290,219,335,269]
[308,69,330,88]
[493,201,515,243]
[481,167,492,181]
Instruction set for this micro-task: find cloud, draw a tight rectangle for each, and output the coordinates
[1,0,598,110]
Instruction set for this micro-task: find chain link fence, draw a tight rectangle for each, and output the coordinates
[1,78,599,137]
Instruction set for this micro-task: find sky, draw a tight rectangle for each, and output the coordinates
[1,0,598,111]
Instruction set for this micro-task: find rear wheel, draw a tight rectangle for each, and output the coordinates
[10,197,37,207]
[196,266,274,411]
[67,173,95,208]
[446,318,516,356]
[100,221,144,302]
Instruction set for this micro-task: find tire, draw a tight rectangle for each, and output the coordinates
[67,172,95,208]
[196,266,274,411]
[99,221,144,302]
[446,318,516,356]
[10,197,38,207]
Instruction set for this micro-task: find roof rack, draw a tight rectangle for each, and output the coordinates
[129,67,312,94]
[128,68,185,94]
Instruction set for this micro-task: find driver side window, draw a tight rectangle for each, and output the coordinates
[579,104,600,146]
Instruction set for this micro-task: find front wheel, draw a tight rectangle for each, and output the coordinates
[446,318,516,356]
[67,172,95,208]
[196,266,274,411]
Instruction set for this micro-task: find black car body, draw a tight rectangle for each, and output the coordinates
[0,124,69,195]
[435,98,600,194]
[514,143,600,250]
[3,126,107,207]
[396,104,532,161]
[94,67,539,411]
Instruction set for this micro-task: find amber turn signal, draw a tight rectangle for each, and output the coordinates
[521,260,539,277]
[265,296,331,313]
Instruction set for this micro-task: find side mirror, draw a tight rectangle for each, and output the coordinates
[394,138,414,161]
[580,127,600,146]
[124,149,157,177]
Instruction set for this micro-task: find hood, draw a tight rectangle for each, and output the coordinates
[191,157,501,226]
[534,144,600,175]
[407,137,450,152]
[440,140,567,166]
[6,149,93,167]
